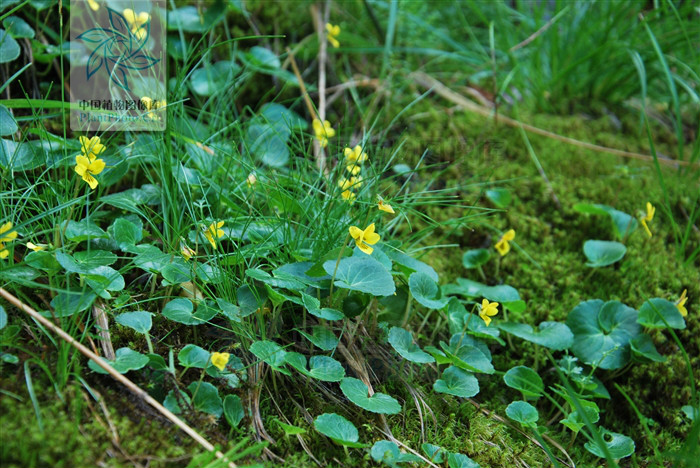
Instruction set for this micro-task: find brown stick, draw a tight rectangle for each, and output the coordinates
[0,287,237,468]
[411,71,698,169]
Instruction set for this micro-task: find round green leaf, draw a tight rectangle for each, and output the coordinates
[388,327,434,363]
[422,444,445,463]
[247,46,280,68]
[73,250,118,268]
[25,250,61,272]
[223,395,245,428]
[187,382,223,417]
[567,300,640,370]
[0,30,20,63]
[112,218,142,249]
[314,413,364,447]
[485,188,511,208]
[447,452,480,468]
[497,321,573,350]
[409,272,448,309]
[298,326,339,351]
[629,334,666,363]
[0,305,7,329]
[503,366,544,398]
[49,289,96,317]
[0,105,18,136]
[3,16,35,38]
[178,344,211,369]
[88,347,149,374]
[249,340,289,374]
[323,256,396,296]
[583,240,626,267]
[462,249,490,269]
[505,400,539,427]
[339,377,401,414]
[433,366,479,398]
[440,341,494,374]
[163,389,191,414]
[637,298,686,329]
[284,352,345,382]
[560,406,600,433]
[584,429,635,459]
[115,311,153,335]
[162,298,216,325]
[384,248,438,282]
[574,203,637,240]
[371,440,421,466]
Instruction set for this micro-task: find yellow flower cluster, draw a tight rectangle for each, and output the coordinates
[0,222,18,260]
[326,23,340,48]
[338,145,370,203]
[313,119,335,148]
[75,136,106,190]
[141,96,166,121]
[123,9,150,41]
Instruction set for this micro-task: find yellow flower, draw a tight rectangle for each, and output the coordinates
[346,163,361,175]
[676,289,688,318]
[344,145,368,164]
[338,177,352,191]
[204,221,225,249]
[247,173,257,187]
[479,299,499,326]
[349,223,380,255]
[181,244,196,261]
[211,352,230,371]
[378,199,395,214]
[141,96,166,120]
[123,8,150,40]
[74,155,106,190]
[87,0,100,11]
[640,202,655,238]
[26,242,46,252]
[494,229,515,256]
[325,23,340,48]
[0,244,7,259]
[312,119,335,148]
[349,176,363,189]
[0,222,17,243]
[79,135,105,161]
[341,190,356,203]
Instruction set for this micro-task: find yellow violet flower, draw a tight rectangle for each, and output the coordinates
[79,135,105,161]
[141,96,166,120]
[346,163,361,176]
[494,229,515,256]
[75,155,106,190]
[349,176,363,189]
[123,8,150,40]
[0,243,8,260]
[676,289,688,318]
[205,221,225,249]
[338,177,352,191]
[640,202,655,238]
[325,23,340,48]
[87,0,99,11]
[349,223,380,255]
[479,299,499,326]
[211,352,230,371]
[344,145,368,164]
[0,222,17,244]
[341,190,356,203]
[26,242,46,252]
[378,199,395,214]
[312,119,335,148]
[181,244,196,261]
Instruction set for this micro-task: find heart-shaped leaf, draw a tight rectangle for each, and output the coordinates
[323,256,395,296]
[178,344,211,369]
[503,366,544,398]
[433,366,479,398]
[249,340,289,375]
[187,381,223,417]
[462,249,490,269]
[284,353,345,382]
[574,203,637,240]
[485,187,512,208]
[298,326,339,351]
[112,218,142,249]
[88,347,149,374]
[447,452,480,468]
[339,378,401,414]
[567,300,640,370]
[422,444,446,463]
[637,298,685,329]
[384,249,438,282]
[629,334,666,363]
[506,400,539,427]
[560,406,600,433]
[497,321,573,350]
[223,395,245,428]
[314,413,365,448]
[388,327,434,363]
[162,298,216,325]
[583,240,626,267]
[371,440,421,467]
[440,341,494,374]
[409,272,448,309]
[584,428,635,459]
[115,311,153,335]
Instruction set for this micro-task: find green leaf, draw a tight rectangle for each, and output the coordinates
[162,298,216,326]
[448,452,480,468]
[447,299,504,345]
[505,401,539,427]
[216,298,242,322]
[567,300,640,370]
[0,305,7,329]
[434,366,479,398]
[388,327,434,363]
[314,413,365,447]
[384,248,438,282]
[637,298,686,329]
[178,344,211,369]
[0,30,20,63]
[163,389,191,414]
[584,428,635,459]
[422,443,445,463]
[73,250,118,268]
[223,395,245,428]
[681,405,698,422]
[560,406,600,433]
[187,382,223,417]
[574,203,637,240]
[247,46,280,68]
[25,250,61,271]
[189,61,239,97]
[247,123,289,168]
[237,284,266,317]
[85,266,125,298]
[284,353,345,382]
[298,326,339,351]
[497,321,573,350]
[3,16,35,38]
[132,245,171,273]
[0,105,18,136]
[112,218,142,250]
[440,342,494,374]
[49,289,96,317]
[339,377,401,414]
[485,188,511,208]
[62,219,108,242]
[370,440,421,467]
[409,272,448,309]
[453,279,521,302]
[323,256,395,296]
[115,311,153,335]
[629,334,666,363]
[503,366,544,398]
[88,347,149,374]
[161,259,192,285]
[583,240,626,267]
[276,420,306,436]
[462,249,490,269]
[249,340,289,374]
